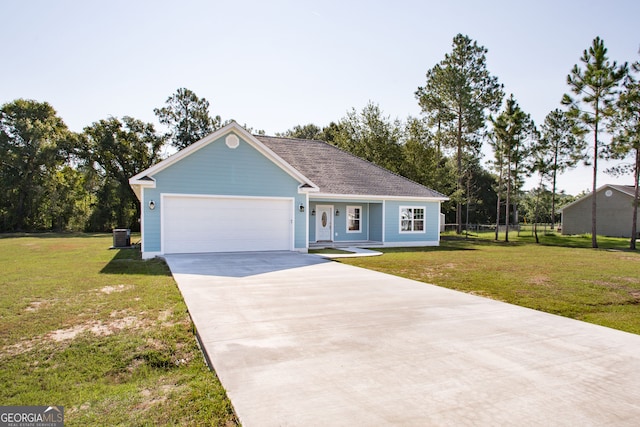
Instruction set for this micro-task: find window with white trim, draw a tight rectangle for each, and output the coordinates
[400,206,425,233]
[347,206,361,233]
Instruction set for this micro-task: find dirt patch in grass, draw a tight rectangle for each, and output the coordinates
[3,314,147,357]
[137,384,180,411]
[527,274,552,287]
[99,284,131,294]
[25,300,49,312]
[590,280,640,302]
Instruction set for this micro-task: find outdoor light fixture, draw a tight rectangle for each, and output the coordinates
[148,200,156,210]
[299,203,305,213]
[335,209,340,216]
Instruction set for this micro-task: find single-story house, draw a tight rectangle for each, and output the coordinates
[559,184,640,238]
[129,122,448,259]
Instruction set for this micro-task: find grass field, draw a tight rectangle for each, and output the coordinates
[2,232,639,426]
[0,233,237,426]
[341,232,640,335]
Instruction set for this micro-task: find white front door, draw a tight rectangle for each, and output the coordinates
[315,205,333,241]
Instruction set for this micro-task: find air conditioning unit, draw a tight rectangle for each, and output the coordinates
[113,229,131,248]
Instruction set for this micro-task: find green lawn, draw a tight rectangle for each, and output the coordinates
[341,232,640,335]
[0,233,237,426]
[2,232,639,426]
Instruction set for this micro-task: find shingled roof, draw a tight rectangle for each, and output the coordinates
[608,184,637,198]
[256,135,446,199]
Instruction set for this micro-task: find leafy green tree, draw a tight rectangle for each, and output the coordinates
[42,166,93,231]
[562,36,627,248]
[400,116,457,220]
[334,102,404,173]
[461,153,497,233]
[0,99,73,231]
[82,116,165,231]
[608,58,640,249]
[416,33,504,234]
[318,122,342,145]
[277,124,323,140]
[520,186,553,243]
[400,117,437,185]
[154,88,221,150]
[539,109,585,229]
[400,117,456,194]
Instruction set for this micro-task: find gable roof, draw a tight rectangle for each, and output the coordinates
[129,122,448,201]
[129,122,318,199]
[558,184,637,212]
[256,135,447,199]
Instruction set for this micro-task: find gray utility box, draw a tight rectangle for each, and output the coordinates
[113,229,131,248]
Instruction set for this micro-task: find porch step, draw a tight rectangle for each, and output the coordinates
[312,247,383,259]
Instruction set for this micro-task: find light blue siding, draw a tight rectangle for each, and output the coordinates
[384,200,440,243]
[308,201,372,242]
[369,203,383,241]
[142,134,305,252]
[308,200,440,245]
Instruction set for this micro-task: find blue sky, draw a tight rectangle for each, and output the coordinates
[2,0,639,195]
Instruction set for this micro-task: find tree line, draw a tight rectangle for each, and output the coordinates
[1,35,638,249]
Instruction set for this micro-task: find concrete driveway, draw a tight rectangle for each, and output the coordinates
[165,252,640,426]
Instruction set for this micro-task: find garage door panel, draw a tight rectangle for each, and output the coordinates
[163,196,293,253]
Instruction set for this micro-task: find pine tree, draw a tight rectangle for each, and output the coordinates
[562,37,627,248]
[416,34,503,234]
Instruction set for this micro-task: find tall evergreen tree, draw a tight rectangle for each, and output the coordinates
[608,58,640,249]
[416,34,503,234]
[487,131,505,240]
[490,95,536,242]
[539,109,585,230]
[562,36,627,248]
[154,88,221,150]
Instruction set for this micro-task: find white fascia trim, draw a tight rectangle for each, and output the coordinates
[140,187,146,252]
[129,177,156,200]
[304,192,310,249]
[382,200,386,243]
[129,122,318,190]
[312,193,449,202]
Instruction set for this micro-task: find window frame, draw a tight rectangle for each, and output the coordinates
[399,206,426,234]
[346,205,362,233]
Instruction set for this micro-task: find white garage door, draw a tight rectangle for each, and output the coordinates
[163,195,293,253]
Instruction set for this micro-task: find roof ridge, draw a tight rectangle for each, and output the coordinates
[255,134,326,144]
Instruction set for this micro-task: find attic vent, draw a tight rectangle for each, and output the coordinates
[605,190,613,197]
[226,134,240,149]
